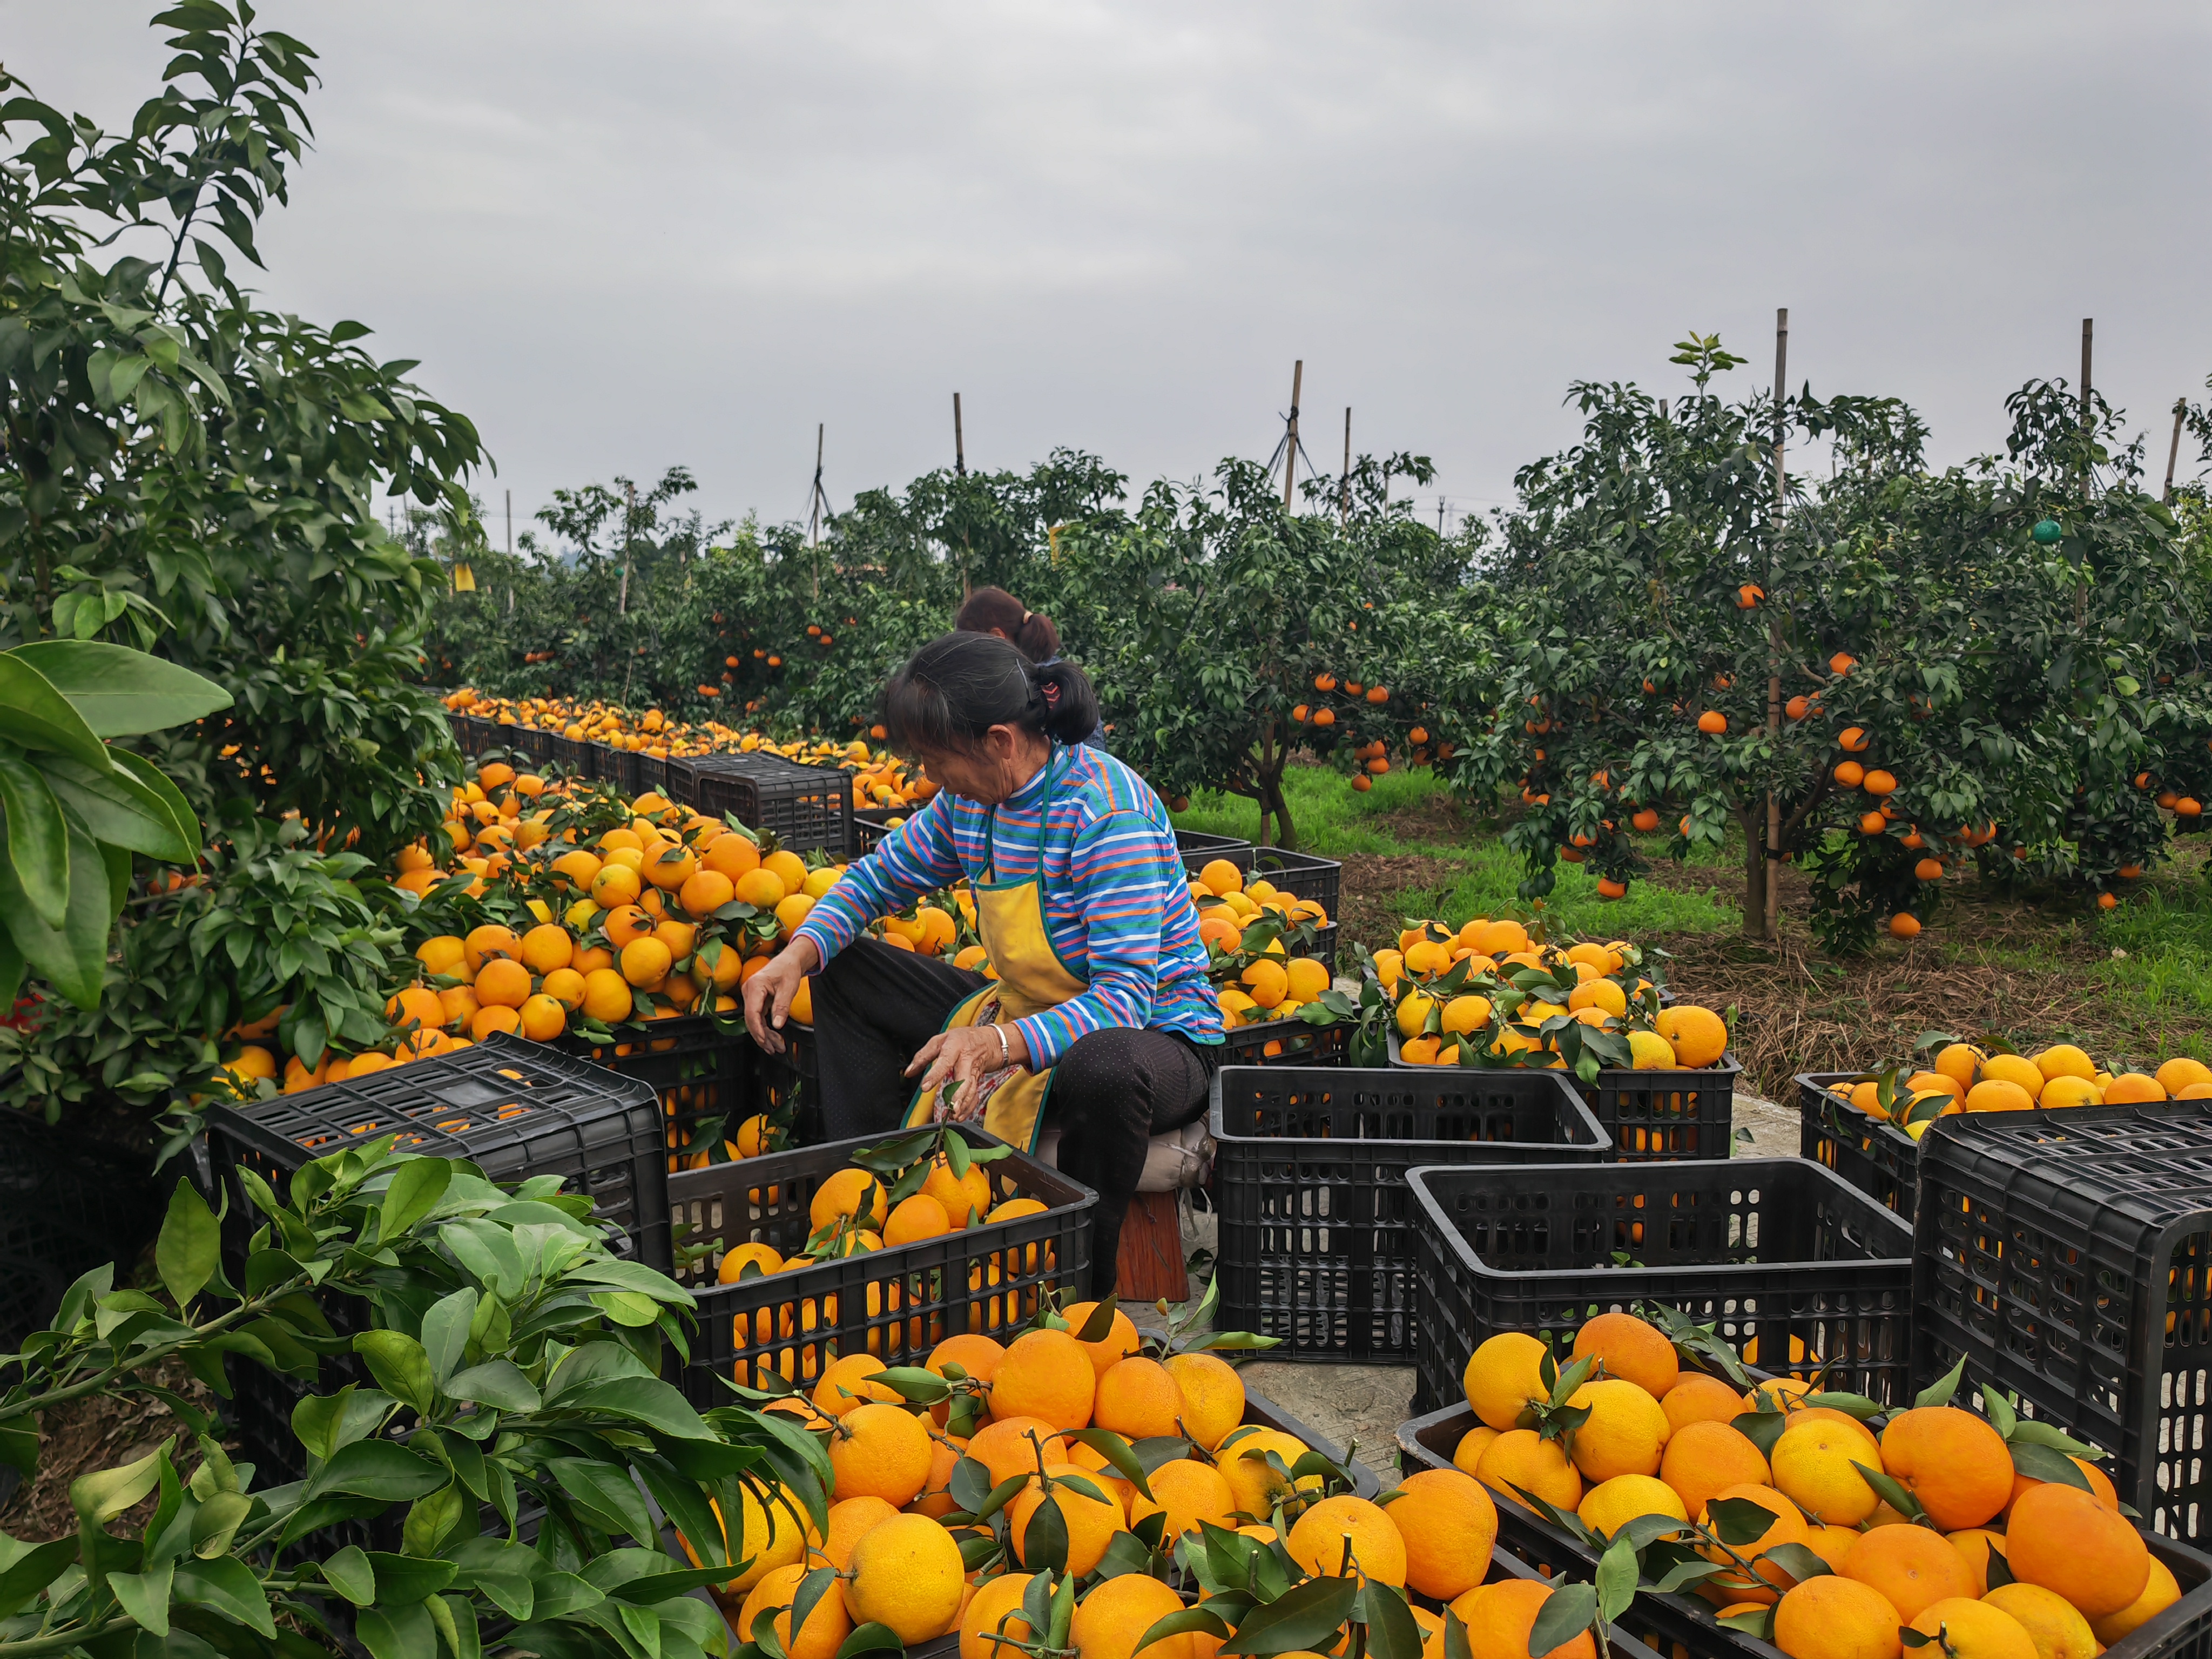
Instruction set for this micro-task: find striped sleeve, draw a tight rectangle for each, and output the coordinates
[1009,806,1178,1067]
[792,797,965,963]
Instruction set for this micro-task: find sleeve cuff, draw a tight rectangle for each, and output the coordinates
[1014,1010,1065,1069]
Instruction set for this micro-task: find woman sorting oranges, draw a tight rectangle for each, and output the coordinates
[740,632,1218,1291]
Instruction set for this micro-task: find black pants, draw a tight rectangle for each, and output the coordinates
[808,937,1217,1296]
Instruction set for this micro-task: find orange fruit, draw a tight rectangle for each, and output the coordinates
[1163,1351,1245,1451]
[1286,1494,1407,1586]
[967,1415,1059,1491]
[1445,1577,1595,1659]
[959,1573,1035,1659]
[990,1328,1096,1431]
[1570,1312,1678,1397]
[1771,1577,1904,1659]
[2005,1479,2149,1619]
[1697,1483,1809,1599]
[883,1193,952,1246]
[1009,1465,1120,1576]
[1092,1357,1183,1441]
[2091,1554,2182,1645]
[1904,1600,2037,1659]
[518,993,567,1041]
[827,1401,934,1507]
[843,1514,965,1643]
[1662,1373,1749,1434]
[679,868,736,918]
[1127,1458,1236,1543]
[520,923,574,974]
[621,936,673,988]
[1563,1378,1668,1481]
[1839,1522,1974,1622]
[1474,1429,1581,1511]
[703,832,762,879]
[736,1565,850,1659]
[1660,1419,1770,1521]
[812,1354,898,1418]
[1979,1584,2098,1659]
[1877,1407,2013,1530]
[590,862,642,908]
[1068,1572,1190,1659]
[1464,1331,1549,1431]
[581,967,634,1023]
[1061,1301,1141,1377]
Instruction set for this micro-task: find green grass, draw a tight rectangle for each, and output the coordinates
[1169,763,1737,945]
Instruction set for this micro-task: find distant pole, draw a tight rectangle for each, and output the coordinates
[809,424,827,547]
[1340,407,1352,526]
[2167,400,2188,506]
[954,393,966,478]
[1283,361,1303,510]
[504,488,512,556]
[619,480,634,616]
[2080,318,2094,490]
[1437,496,1446,535]
[1763,306,1788,943]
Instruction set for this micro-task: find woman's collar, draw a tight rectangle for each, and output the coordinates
[1001,745,1056,810]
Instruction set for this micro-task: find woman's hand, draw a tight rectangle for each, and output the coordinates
[741,936,820,1054]
[907,1022,1030,1120]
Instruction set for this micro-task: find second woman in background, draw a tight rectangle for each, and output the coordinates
[954,586,1106,749]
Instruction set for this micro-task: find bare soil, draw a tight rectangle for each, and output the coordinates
[0,1356,219,1543]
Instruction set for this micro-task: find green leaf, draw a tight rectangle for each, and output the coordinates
[2006,1421,2106,1458]
[362,1552,461,1607]
[1596,1535,1640,1621]
[834,1624,904,1659]
[354,1330,437,1416]
[1706,1496,1784,1548]
[322,1544,376,1606]
[0,749,69,928]
[1022,1491,1069,1575]
[108,1559,174,1635]
[174,1555,277,1637]
[2009,1441,2094,1491]
[0,651,112,766]
[379,1157,454,1245]
[1856,1464,1925,1522]
[1362,1583,1425,1659]
[189,1490,252,1557]
[72,1441,169,1526]
[557,1377,712,1441]
[155,1177,219,1311]
[1075,1293,1121,1344]
[1526,1584,1597,1659]
[306,1440,449,1502]
[1218,1576,1359,1655]
[357,1600,439,1659]
[39,752,195,862]
[1730,1411,1789,1460]
[0,1537,81,1621]
[106,747,202,861]
[1760,1543,1833,1583]
[446,1358,541,1412]
[0,818,112,1008]
[6,640,232,737]
[1061,1429,1155,1502]
[1135,1608,1232,1656]
[1916,1357,1966,1409]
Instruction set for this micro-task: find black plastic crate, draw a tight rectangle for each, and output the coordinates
[1912,1102,2212,1541]
[745,1021,821,1144]
[675,753,854,855]
[1176,831,1255,875]
[207,1031,671,1273]
[1246,848,1343,923]
[1397,1400,2212,1659]
[447,711,486,754]
[1210,1065,1606,1361]
[853,809,905,855]
[666,1125,1096,1404]
[1387,1031,1741,1162]
[1798,1071,1918,1217]
[612,746,670,798]
[1219,1013,1351,1068]
[1406,1156,1914,1416]
[549,733,592,775]
[559,1014,751,1174]
[586,741,623,783]
[508,724,555,764]
[0,1108,164,1353]
[1289,922,1339,974]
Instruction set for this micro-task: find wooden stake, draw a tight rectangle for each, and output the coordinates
[2080,318,2094,488]
[1340,407,1352,525]
[1764,306,1788,943]
[953,393,966,478]
[618,480,633,616]
[2167,399,2188,506]
[809,423,827,597]
[504,488,512,556]
[1283,361,1303,510]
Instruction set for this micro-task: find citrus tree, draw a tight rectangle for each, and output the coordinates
[0,2,484,863]
[1453,344,2212,950]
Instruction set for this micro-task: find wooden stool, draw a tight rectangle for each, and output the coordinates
[1114,1190,1189,1304]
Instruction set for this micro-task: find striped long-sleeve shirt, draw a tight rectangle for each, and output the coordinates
[792,743,1222,1065]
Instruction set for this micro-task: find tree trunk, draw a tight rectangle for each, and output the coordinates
[1738,805,1768,940]
[1263,767,1298,850]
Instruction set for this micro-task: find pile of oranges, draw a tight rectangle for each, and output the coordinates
[1453,1311,2176,1658]
[1832,1041,2212,1141]
[441,690,934,814]
[1372,918,1733,1074]
[1189,858,1337,1035]
[680,1275,1626,1659]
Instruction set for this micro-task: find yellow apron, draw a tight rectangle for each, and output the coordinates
[903,749,1085,1151]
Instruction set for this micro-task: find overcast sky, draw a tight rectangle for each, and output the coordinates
[11,3,2212,544]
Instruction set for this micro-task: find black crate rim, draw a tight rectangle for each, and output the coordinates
[1209,1063,1609,1157]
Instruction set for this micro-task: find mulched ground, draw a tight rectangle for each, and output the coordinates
[0,1356,218,1543]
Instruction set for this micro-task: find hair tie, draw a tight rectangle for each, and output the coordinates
[1042,680,1061,705]
[1021,611,1033,624]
